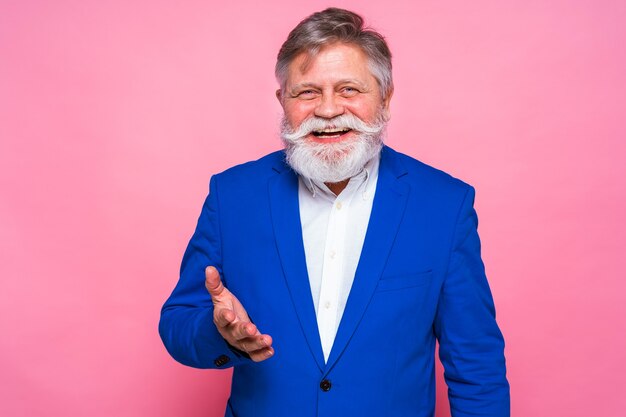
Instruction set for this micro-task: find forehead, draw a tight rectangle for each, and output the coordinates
[286,43,376,86]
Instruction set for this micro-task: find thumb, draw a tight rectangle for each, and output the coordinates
[205,266,225,299]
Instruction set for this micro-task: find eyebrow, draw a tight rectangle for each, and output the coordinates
[289,79,368,93]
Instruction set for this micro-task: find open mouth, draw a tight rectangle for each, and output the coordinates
[311,128,352,139]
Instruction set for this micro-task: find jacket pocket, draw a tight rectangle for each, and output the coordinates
[375,271,433,292]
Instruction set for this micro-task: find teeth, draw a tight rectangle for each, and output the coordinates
[314,128,350,134]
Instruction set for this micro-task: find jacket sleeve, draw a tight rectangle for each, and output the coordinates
[159,175,248,369]
[433,186,510,416]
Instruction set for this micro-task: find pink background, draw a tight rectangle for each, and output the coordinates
[1,1,625,416]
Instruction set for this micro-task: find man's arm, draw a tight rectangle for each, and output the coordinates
[433,186,510,417]
[159,176,272,368]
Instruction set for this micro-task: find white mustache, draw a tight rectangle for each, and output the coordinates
[281,114,383,142]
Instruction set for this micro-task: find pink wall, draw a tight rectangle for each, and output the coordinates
[1,1,624,416]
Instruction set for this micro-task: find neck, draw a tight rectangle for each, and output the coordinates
[325,179,350,196]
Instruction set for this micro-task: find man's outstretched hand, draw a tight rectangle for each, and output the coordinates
[205,266,274,362]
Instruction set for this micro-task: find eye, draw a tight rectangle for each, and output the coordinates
[297,90,317,100]
[341,86,359,97]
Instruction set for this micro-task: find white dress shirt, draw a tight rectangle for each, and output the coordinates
[298,155,380,362]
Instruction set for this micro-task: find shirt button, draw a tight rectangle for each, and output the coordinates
[329,250,336,259]
[336,202,342,210]
[324,301,331,309]
[320,379,332,391]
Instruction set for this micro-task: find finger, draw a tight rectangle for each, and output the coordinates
[237,334,272,353]
[205,266,225,298]
[249,346,275,363]
[214,308,236,328]
[232,321,259,341]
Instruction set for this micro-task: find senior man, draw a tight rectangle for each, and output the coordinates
[160,7,510,417]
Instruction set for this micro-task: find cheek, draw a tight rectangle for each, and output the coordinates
[349,103,379,121]
[284,103,313,125]
[346,96,382,119]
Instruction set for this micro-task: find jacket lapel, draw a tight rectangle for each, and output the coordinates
[268,161,325,371]
[324,147,410,372]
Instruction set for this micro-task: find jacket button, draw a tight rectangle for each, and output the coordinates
[320,379,332,391]
[213,355,230,367]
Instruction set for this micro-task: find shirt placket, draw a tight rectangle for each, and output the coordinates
[317,193,350,362]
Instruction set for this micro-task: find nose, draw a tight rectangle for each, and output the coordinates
[314,92,344,119]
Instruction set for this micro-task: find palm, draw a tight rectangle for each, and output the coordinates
[204,266,274,362]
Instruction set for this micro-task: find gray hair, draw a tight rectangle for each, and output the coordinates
[276,8,393,99]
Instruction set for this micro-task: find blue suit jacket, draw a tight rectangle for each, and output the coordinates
[159,146,510,417]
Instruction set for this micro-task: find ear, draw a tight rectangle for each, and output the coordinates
[381,87,394,121]
[380,90,393,122]
[275,89,284,106]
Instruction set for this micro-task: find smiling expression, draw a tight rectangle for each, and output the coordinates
[277,43,392,144]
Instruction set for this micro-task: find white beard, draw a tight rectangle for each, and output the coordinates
[280,113,386,183]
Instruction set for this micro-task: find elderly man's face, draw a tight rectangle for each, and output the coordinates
[278,42,391,142]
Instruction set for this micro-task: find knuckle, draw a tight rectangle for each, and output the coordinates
[240,325,250,338]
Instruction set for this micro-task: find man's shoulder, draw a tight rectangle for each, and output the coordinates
[383,146,471,194]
